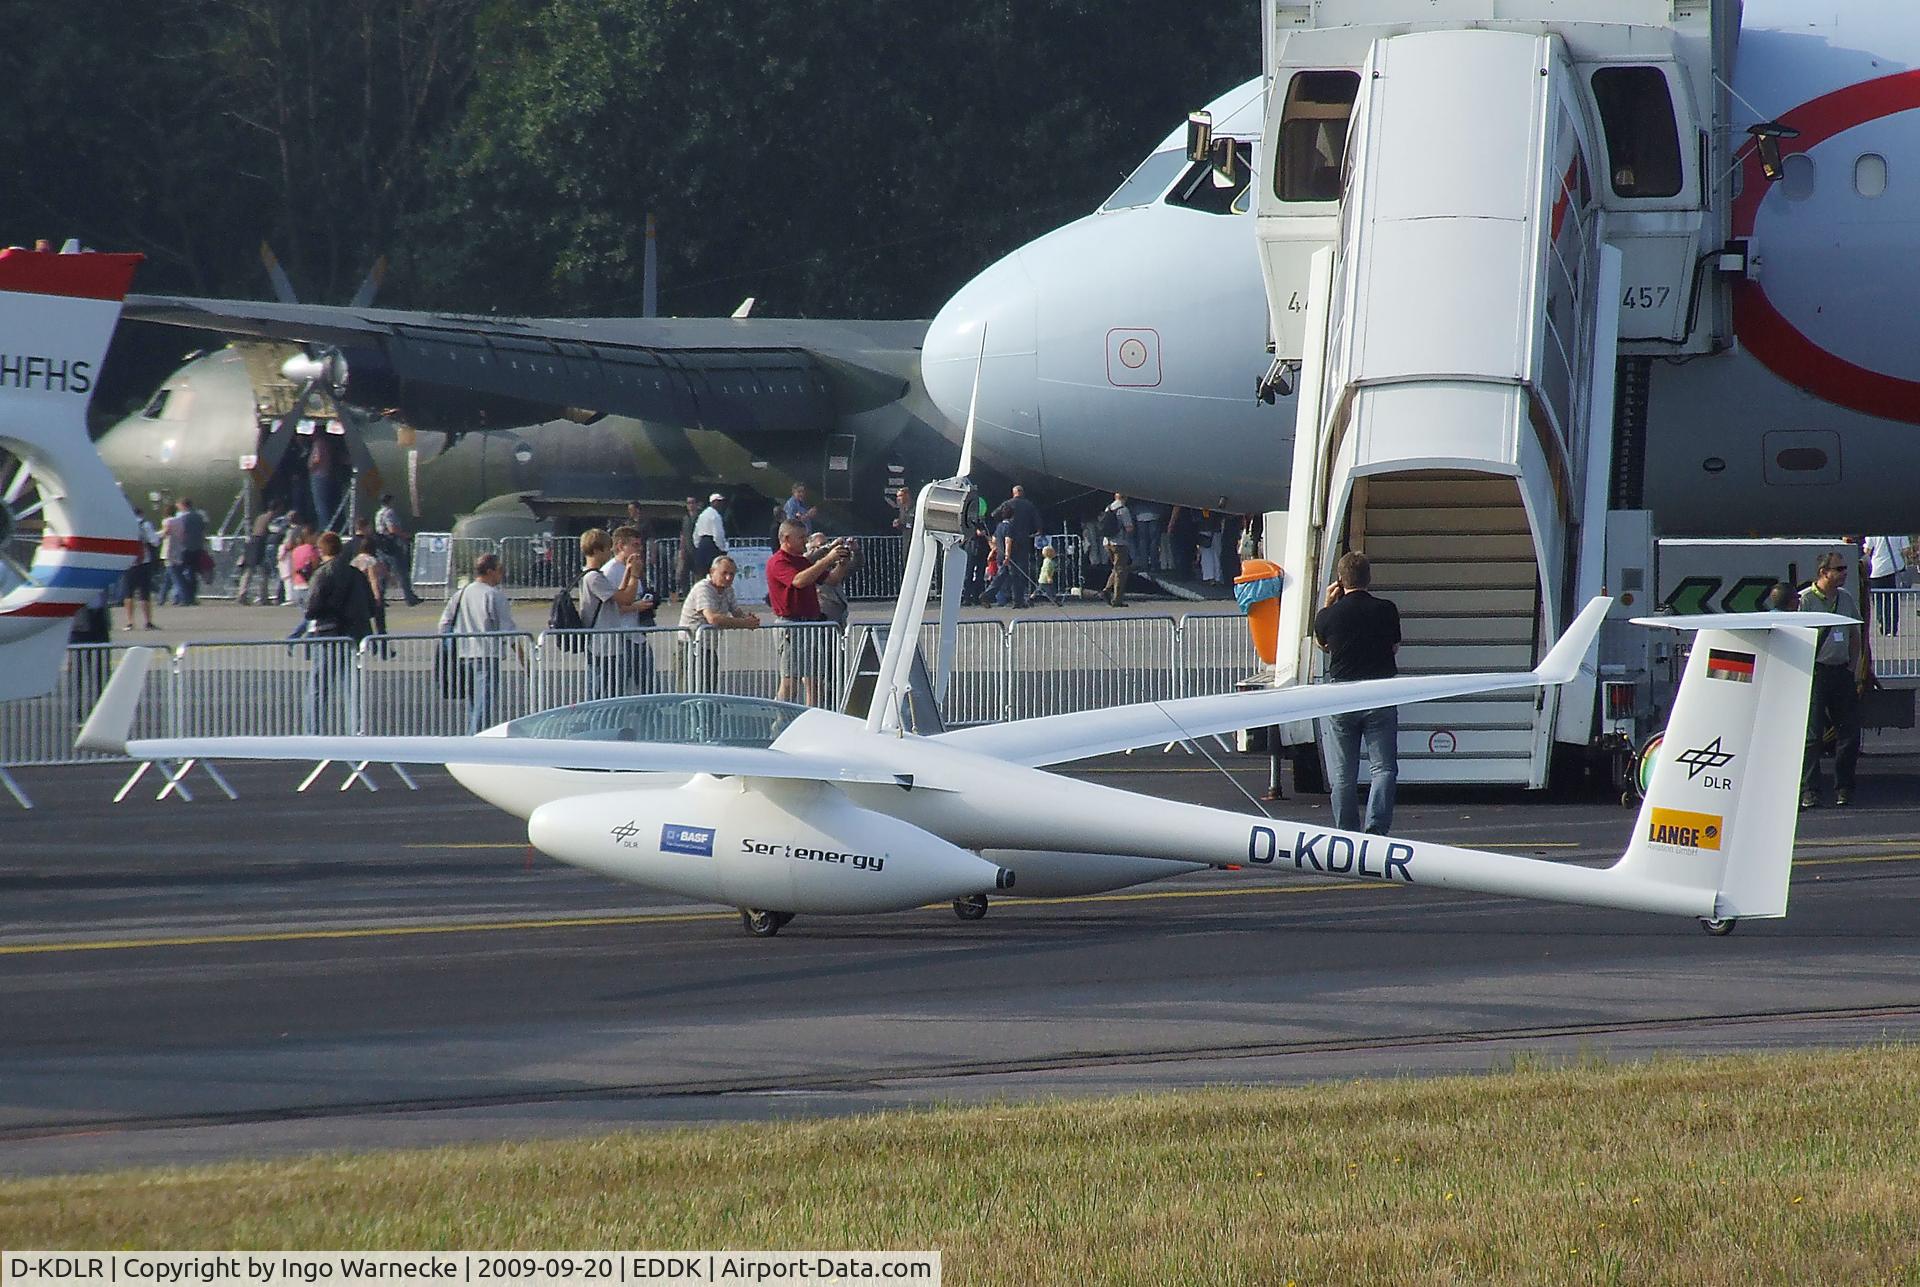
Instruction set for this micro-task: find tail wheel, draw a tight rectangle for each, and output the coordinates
[1700,917,1737,937]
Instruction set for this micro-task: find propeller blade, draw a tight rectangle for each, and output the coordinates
[936,538,968,706]
[3,459,31,506]
[259,243,299,306]
[253,378,317,482]
[348,256,388,310]
[334,404,385,495]
[957,323,987,481]
[643,214,659,319]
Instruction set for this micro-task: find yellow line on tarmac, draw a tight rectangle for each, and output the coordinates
[0,882,1390,957]
[12,850,1916,958]
[1795,851,1920,868]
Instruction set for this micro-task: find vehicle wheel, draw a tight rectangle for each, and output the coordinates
[953,893,989,920]
[741,909,788,937]
[1700,917,1737,937]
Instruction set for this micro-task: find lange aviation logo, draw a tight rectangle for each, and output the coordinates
[1674,736,1736,783]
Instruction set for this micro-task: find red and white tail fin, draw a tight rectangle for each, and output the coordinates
[0,246,144,700]
[1612,611,1852,922]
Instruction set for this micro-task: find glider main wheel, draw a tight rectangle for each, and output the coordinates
[953,894,989,921]
[741,909,793,937]
[1700,917,1737,937]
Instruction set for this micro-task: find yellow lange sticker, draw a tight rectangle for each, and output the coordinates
[1647,807,1723,851]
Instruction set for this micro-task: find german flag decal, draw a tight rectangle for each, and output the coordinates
[1705,648,1755,683]
[1648,807,1723,851]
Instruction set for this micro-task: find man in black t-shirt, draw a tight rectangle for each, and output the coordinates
[1312,551,1402,835]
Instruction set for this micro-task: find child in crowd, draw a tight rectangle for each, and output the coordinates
[1037,544,1063,607]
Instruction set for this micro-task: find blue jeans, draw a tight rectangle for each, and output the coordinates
[305,639,355,735]
[465,658,502,733]
[1322,707,1398,835]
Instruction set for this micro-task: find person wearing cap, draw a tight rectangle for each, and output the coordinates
[1799,550,1863,808]
[692,492,730,577]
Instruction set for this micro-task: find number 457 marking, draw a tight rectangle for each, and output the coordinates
[1622,285,1672,309]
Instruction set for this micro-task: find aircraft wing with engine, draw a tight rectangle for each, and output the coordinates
[121,294,933,438]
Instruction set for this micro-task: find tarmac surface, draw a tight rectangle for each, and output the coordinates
[4,720,1920,1178]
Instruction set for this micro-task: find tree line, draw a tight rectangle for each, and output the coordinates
[3,0,1255,323]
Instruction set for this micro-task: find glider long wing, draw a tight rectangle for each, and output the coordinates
[78,651,915,786]
[936,596,1611,768]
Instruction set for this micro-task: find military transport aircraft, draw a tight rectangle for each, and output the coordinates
[75,382,1839,938]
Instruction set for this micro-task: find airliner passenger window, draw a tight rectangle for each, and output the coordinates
[1165,141,1252,215]
[1592,66,1684,198]
[1101,150,1187,211]
[1274,71,1360,202]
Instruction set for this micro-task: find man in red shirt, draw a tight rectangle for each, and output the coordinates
[766,519,851,705]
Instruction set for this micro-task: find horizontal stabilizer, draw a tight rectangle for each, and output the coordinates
[1632,612,1856,631]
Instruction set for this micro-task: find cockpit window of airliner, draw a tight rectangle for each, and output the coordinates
[1101,150,1187,211]
[1165,142,1252,215]
[1592,66,1684,198]
[1274,70,1360,202]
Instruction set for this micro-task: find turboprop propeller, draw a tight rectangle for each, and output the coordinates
[250,245,388,512]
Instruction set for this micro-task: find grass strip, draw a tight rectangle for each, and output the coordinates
[4,1047,1919,1283]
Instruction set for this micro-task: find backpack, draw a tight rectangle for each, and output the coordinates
[548,585,588,651]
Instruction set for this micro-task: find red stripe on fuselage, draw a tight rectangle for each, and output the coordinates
[1731,69,1920,425]
[38,534,143,556]
[0,249,143,301]
[0,601,82,618]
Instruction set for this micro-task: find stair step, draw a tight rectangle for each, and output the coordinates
[1364,478,1525,509]
[1400,616,1535,645]
[1384,587,1537,617]
[1397,698,1538,726]
[1368,532,1538,563]
[1373,562,1538,590]
[1364,507,1531,536]
[1398,643,1535,670]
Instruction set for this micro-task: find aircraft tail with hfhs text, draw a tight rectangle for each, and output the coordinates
[0,244,145,701]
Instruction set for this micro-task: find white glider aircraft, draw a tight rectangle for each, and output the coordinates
[77,385,1842,938]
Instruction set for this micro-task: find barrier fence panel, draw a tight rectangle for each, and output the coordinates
[683,622,847,704]
[1,644,169,768]
[411,533,454,590]
[1007,616,1179,721]
[533,626,694,708]
[917,620,1010,726]
[497,536,585,598]
[173,638,363,737]
[1178,612,1261,699]
[361,633,481,738]
[1868,589,1918,679]
[433,538,504,598]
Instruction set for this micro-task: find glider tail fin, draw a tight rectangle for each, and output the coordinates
[1612,613,1848,921]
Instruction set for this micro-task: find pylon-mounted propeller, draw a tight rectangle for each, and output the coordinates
[251,245,388,500]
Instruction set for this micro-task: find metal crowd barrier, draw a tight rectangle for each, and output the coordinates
[2,613,1274,804]
[1006,615,1179,720]
[1867,589,1917,678]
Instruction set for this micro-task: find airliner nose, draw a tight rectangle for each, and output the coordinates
[922,249,1041,471]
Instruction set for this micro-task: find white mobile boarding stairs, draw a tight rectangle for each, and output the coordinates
[1248,1,1740,787]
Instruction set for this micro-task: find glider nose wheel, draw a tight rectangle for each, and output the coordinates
[952,894,989,920]
[1700,917,1737,936]
[741,909,794,937]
